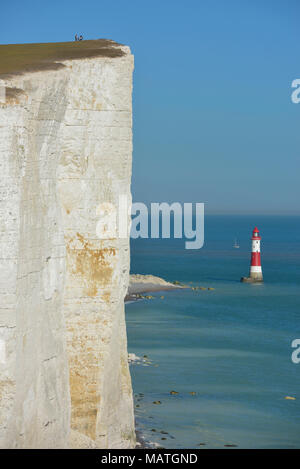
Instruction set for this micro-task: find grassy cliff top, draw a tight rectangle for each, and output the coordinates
[0,39,125,77]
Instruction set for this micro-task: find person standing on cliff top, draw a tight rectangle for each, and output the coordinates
[75,34,78,41]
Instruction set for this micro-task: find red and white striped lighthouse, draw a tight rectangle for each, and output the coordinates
[241,226,263,283]
[249,227,263,281]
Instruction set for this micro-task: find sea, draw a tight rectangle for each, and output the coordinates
[126,215,300,449]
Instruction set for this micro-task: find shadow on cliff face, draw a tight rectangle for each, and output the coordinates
[0,39,125,79]
[1,87,25,104]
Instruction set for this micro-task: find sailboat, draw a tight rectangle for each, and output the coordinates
[233,238,240,249]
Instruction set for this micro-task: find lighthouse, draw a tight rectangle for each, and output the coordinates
[241,227,263,283]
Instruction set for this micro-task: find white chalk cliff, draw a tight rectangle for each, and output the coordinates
[0,41,135,448]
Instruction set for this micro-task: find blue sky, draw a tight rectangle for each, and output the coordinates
[1,0,300,214]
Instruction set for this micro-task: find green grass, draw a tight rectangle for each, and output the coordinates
[0,39,125,77]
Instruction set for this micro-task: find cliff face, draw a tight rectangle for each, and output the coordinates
[0,41,135,448]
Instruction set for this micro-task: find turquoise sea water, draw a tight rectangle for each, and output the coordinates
[126,215,300,449]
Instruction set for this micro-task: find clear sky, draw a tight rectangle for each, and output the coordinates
[1,0,299,214]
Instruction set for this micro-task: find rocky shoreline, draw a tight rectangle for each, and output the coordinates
[125,274,187,302]
[126,274,217,448]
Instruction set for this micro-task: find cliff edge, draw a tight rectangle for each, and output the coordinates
[0,40,135,448]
